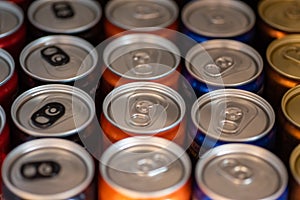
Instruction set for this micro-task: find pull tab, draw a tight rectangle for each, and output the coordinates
[218,106,243,134]
[134,5,160,20]
[31,102,65,128]
[131,51,153,75]
[285,6,300,20]
[210,14,225,25]
[130,100,154,127]
[21,161,61,180]
[52,2,74,19]
[41,46,70,66]
[136,153,168,177]
[204,56,234,77]
[218,158,253,185]
[283,46,300,64]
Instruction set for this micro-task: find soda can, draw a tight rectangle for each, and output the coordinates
[0,48,18,114]
[104,0,179,38]
[0,1,26,61]
[10,84,97,148]
[100,82,186,146]
[2,138,96,200]
[183,39,264,97]
[27,0,102,45]
[99,136,192,200]
[8,0,32,12]
[187,89,276,163]
[289,144,300,200]
[265,35,300,110]
[194,143,288,200]
[181,0,256,44]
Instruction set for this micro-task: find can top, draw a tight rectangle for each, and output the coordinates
[192,89,274,142]
[2,138,94,200]
[100,136,191,198]
[259,0,300,33]
[28,0,102,34]
[105,0,178,30]
[182,0,255,38]
[290,144,300,185]
[281,85,300,129]
[185,40,263,87]
[267,35,300,80]
[103,82,185,134]
[0,106,6,135]
[0,48,15,86]
[103,33,180,80]
[11,84,95,137]
[195,144,288,200]
[20,35,98,83]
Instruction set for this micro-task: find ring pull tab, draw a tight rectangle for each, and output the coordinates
[131,51,153,75]
[218,158,253,185]
[204,56,234,77]
[129,100,154,127]
[283,46,300,64]
[31,102,65,128]
[218,106,243,135]
[136,153,168,177]
[210,14,225,25]
[134,5,160,20]
[52,2,74,19]
[41,46,70,66]
[285,6,300,20]
[21,161,61,180]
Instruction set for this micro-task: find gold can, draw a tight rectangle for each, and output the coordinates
[290,144,300,200]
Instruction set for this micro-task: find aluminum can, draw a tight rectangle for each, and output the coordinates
[183,39,264,97]
[2,138,96,200]
[99,136,192,200]
[100,82,186,146]
[0,49,18,114]
[193,144,289,200]
[104,0,179,38]
[265,35,300,110]
[290,144,300,200]
[19,35,98,95]
[8,0,32,12]
[10,84,97,148]
[0,1,26,61]
[181,0,256,44]
[27,0,102,45]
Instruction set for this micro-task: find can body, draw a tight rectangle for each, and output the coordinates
[290,144,300,200]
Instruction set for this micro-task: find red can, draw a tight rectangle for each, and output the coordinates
[8,0,32,12]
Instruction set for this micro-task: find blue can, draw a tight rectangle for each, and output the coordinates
[193,144,289,200]
[181,0,256,44]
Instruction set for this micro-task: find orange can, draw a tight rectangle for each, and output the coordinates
[290,144,300,200]
[99,136,192,200]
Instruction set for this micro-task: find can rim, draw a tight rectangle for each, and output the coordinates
[102,82,186,134]
[19,35,98,83]
[185,39,263,87]
[0,106,6,135]
[0,48,15,86]
[290,144,300,184]
[181,0,255,38]
[100,136,191,198]
[195,143,288,200]
[103,33,180,80]
[2,138,94,199]
[105,0,178,31]
[191,89,275,142]
[0,1,24,39]
[28,0,102,34]
[11,84,95,137]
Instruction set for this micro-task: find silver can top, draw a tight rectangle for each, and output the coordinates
[103,33,180,80]
[100,136,191,198]
[105,0,178,30]
[185,39,263,87]
[182,0,255,38]
[11,84,95,137]
[290,144,300,185]
[0,48,15,86]
[2,138,94,200]
[103,82,185,134]
[28,0,102,33]
[0,106,6,135]
[191,89,275,142]
[0,1,24,39]
[195,144,288,200]
[20,35,98,83]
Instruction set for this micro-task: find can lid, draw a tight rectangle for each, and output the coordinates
[103,33,180,80]
[185,40,263,87]
[2,138,94,199]
[103,82,185,134]
[182,0,255,38]
[28,0,101,34]
[100,136,191,198]
[11,84,95,137]
[192,89,275,142]
[0,49,15,86]
[0,1,24,39]
[290,144,300,184]
[267,35,300,80]
[20,35,97,83]
[195,144,288,199]
[105,0,178,30]
[259,0,300,33]
[0,106,6,135]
